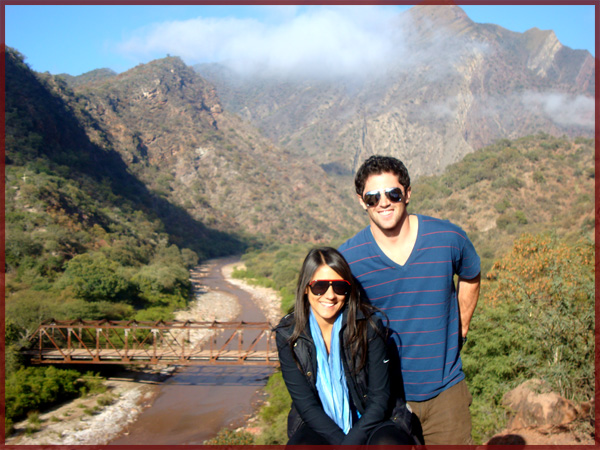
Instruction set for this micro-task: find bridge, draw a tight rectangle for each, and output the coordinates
[24,319,279,367]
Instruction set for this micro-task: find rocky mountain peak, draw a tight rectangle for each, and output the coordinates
[59,55,365,242]
[407,3,474,35]
[197,4,594,178]
[522,27,563,76]
[71,55,226,167]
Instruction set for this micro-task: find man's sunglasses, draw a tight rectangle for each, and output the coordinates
[362,187,404,207]
[308,279,351,296]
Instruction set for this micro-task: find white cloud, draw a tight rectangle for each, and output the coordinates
[115,6,408,79]
[522,91,595,128]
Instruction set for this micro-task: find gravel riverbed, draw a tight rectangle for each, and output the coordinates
[5,259,283,446]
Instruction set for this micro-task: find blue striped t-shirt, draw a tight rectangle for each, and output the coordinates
[339,214,480,401]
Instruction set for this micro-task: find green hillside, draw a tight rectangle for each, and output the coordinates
[4,48,244,432]
[411,133,594,274]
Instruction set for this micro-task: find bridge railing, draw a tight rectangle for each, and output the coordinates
[24,319,279,366]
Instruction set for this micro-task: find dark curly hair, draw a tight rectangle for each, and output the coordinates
[354,155,411,196]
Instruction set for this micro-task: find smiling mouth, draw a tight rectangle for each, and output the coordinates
[319,301,338,308]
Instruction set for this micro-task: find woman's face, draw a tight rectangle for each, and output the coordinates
[305,264,348,327]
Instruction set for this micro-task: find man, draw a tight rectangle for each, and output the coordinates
[339,155,481,445]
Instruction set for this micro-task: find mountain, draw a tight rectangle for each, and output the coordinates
[60,56,364,244]
[6,45,247,347]
[57,68,117,88]
[195,5,594,178]
[5,48,242,260]
[409,133,595,274]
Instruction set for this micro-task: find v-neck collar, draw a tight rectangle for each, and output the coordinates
[367,214,421,270]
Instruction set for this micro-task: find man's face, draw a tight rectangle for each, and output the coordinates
[358,172,411,233]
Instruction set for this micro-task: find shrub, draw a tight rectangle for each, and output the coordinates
[58,252,135,302]
[532,171,545,183]
[79,372,108,395]
[496,211,527,230]
[463,233,594,443]
[96,393,117,407]
[5,366,81,425]
[134,306,174,322]
[514,211,528,225]
[132,263,190,309]
[494,198,510,214]
[204,429,254,445]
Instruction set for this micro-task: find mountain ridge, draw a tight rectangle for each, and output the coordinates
[195,5,594,178]
[64,55,364,243]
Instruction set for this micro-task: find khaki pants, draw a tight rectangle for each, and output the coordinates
[407,379,473,445]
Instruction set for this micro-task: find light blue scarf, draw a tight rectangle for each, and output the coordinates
[309,309,352,434]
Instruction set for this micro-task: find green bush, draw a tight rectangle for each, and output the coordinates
[58,252,135,302]
[532,171,545,183]
[204,428,254,445]
[492,176,524,190]
[58,299,135,321]
[514,210,528,225]
[96,393,117,407]
[134,306,175,322]
[5,366,81,425]
[463,233,594,443]
[496,211,527,230]
[132,263,190,309]
[494,198,510,214]
[79,372,108,396]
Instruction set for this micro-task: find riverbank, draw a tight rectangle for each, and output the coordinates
[5,258,282,446]
[221,261,283,326]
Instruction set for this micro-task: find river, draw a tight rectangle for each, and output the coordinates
[109,257,276,445]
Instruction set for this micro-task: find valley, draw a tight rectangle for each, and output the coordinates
[4,4,595,445]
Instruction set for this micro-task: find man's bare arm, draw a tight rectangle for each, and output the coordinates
[457,273,481,338]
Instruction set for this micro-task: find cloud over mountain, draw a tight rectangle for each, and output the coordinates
[115,6,409,79]
[522,92,594,128]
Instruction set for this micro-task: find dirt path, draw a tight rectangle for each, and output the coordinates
[5,258,282,446]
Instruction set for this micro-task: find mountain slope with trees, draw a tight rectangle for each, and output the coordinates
[66,56,364,244]
[410,133,594,274]
[5,46,223,353]
[5,47,235,433]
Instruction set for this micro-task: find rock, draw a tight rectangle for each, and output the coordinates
[484,378,594,445]
[502,379,578,429]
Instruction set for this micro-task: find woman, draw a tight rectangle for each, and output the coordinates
[275,247,415,445]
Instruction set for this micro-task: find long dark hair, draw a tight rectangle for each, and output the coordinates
[289,246,381,372]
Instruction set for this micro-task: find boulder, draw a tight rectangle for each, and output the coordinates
[502,379,578,429]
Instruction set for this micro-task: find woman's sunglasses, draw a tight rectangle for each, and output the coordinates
[308,279,351,296]
[362,187,403,207]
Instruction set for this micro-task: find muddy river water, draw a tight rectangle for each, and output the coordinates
[110,257,275,445]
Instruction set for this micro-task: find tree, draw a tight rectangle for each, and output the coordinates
[58,252,135,302]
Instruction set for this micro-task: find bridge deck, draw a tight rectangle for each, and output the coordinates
[23,348,279,365]
[24,319,280,366]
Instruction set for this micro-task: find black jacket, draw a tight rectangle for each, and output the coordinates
[275,307,408,445]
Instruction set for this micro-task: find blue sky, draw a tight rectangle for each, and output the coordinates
[4,3,596,77]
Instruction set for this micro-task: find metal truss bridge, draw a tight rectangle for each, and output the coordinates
[23,319,278,367]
